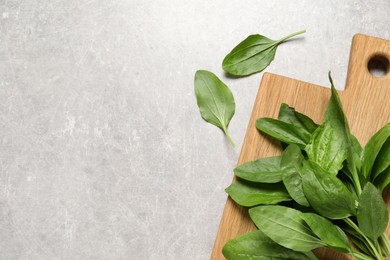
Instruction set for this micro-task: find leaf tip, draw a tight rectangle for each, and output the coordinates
[328,71,335,89]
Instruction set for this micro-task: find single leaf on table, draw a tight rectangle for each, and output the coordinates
[194,70,235,146]
[281,144,310,207]
[256,118,311,149]
[222,230,318,260]
[362,122,390,180]
[225,179,291,207]
[301,213,350,253]
[357,182,388,242]
[249,205,325,252]
[300,160,356,219]
[278,103,318,134]
[234,156,283,183]
[222,30,306,76]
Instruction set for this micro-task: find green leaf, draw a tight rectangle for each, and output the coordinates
[357,182,388,241]
[234,156,283,183]
[372,132,390,180]
[281,144,304,170]
[305,124,347,175]
[300,160,356,219]
[338,172,359,200]
[278,103,318,133]
[256,118,311,149]
[373,166,390,192]
[350,134,363,173]
[249,205,325,252]
[225,179,291,207]
[283,172,310,207]
[281,145,310,207]
[362,123,390,180]
[222,30,306,76]
[301,213,350,253]
[305,74,360,178]
[194,70,235,145]
[304,80,348,175]
[351,237,372,256]
[222,230,317,260]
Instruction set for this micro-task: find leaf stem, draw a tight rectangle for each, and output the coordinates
[344,218,383,260]
[276,29,306,44]
[379,233,390,257]
[352,172,362,196]
[375,240,383,259]
[222,127,236,147]
[351,250,375,260]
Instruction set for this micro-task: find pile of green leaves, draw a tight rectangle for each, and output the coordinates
[223,74,390,260]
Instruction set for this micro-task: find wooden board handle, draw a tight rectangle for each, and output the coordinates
[342,34,390,145]
[346,34,390,93]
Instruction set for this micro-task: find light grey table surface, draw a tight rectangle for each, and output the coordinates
[0,1,389,259]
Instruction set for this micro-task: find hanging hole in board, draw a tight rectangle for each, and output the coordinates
[367,54,389,78]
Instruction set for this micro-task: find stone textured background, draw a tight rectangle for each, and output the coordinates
[0,1,389,259]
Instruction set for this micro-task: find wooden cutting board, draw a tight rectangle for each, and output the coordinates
[211,34,390,260]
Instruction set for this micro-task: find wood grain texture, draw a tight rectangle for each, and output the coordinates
[211,34,390,260]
